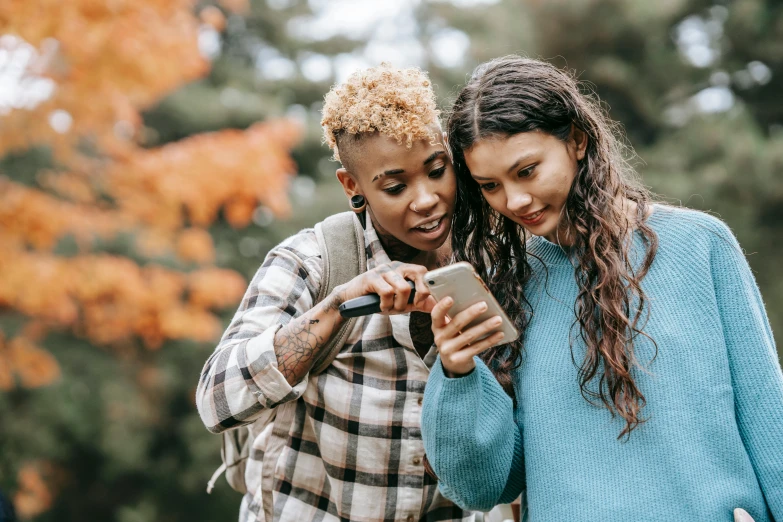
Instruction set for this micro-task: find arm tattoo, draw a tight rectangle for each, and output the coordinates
[274,292,346,385]
[275,315,325,385]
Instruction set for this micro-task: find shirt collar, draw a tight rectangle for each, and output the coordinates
[363,215,393,270]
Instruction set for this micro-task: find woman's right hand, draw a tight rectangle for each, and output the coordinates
[338,262,437,315]
[431,297,505,377]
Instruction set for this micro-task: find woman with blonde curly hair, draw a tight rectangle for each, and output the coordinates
[421,56,782,522]
[197,64,475,521]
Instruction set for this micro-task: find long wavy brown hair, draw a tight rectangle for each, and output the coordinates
[448,56,659,439]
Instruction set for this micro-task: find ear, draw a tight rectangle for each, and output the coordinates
[336,168,361,200]
[571,125,588,161]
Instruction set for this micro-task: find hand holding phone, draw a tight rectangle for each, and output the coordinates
[425,262,518,377]
[335,262,436,318]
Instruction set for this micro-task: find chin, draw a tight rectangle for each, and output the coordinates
[407,236,446,253]
[515,216,555,238]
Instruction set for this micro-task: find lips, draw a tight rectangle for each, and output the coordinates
[414,217,442,231]
[517,207,546,225]
[410,214,449,241]
[412,214,445,232]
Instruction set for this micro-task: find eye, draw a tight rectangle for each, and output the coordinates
[517,165,535,178]
[428,166,446,179]
[479,182,499,192]
[383,184,405,195]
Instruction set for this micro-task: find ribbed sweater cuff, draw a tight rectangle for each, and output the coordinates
[430,355,483,392]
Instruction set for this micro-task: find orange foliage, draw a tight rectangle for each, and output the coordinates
[14,462,53,520]
[0,244,247,349]
[177,228,216,264]
[0,0,208,162]
[0,0,301,517]
[188,267,248,310]
[200,6,227,31]
[0,0,300,368]
[106,120,300,231]
[0,333,61,390]
[0,177,125,250]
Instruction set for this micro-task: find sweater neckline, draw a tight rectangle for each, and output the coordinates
[526,205,667,266]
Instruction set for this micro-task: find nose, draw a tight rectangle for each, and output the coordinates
[506,189,533,214]
[410,188,439,214]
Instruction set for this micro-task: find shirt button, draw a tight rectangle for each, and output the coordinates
[406,516,414,522]
[417,397,423,406]
[413,457,421,465]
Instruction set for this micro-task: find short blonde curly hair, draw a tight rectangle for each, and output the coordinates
[321,63,440,167]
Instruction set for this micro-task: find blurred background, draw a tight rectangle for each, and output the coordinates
[0,0,780,519]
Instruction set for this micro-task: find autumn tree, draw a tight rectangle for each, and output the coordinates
[0,0,300,518]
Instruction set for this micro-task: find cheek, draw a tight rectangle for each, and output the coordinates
[441,177,457,205]
[483,191,509,215]
[557,158,579,193]
[370,198,407,232]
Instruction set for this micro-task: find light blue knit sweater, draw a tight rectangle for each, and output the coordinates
[422,206,783,521]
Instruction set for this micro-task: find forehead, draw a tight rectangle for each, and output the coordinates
[464,131,551,177]
[349,131,445,178]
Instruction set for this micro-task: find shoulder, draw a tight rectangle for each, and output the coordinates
[272,228,321,262]
[258,228,324,287]
[650,205,737,246]
[650,205,745,269]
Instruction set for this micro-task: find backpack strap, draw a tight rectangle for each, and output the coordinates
[310,211,367,375]
[260,212,366,520]
[210,213,366,499]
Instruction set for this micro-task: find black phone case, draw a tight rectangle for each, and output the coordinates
[338,281,416,318]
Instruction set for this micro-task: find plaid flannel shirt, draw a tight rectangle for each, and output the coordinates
[196,217,473,522]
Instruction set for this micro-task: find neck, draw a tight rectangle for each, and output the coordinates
[410,237,452,270]
[543,220,575,247]
[543,198,645,247]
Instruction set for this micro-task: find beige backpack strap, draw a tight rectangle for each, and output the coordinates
[260,212,366,519]
[310,211,366,375]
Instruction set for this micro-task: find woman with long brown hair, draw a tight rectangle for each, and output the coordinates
[420,56,782,522]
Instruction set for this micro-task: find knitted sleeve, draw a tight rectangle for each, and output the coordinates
[709,219,783,519]
[421,356,526,511]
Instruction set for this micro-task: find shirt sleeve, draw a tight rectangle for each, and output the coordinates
[421,356,526,511]
[196,229,323,434]
[710,219,783,518]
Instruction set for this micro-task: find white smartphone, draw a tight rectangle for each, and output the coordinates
[424,262,519,347]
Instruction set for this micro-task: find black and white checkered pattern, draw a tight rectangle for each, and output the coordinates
[196,218,472,522]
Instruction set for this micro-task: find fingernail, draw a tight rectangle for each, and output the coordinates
[492,317,502,326]
[734,508,752,522]
[443,297,453,306]
[479,302,488,311]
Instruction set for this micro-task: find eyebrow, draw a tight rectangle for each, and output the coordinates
[371,150,446,183]
[423,150,446,165]
[505,153,537,175]
[472,152,538,181]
